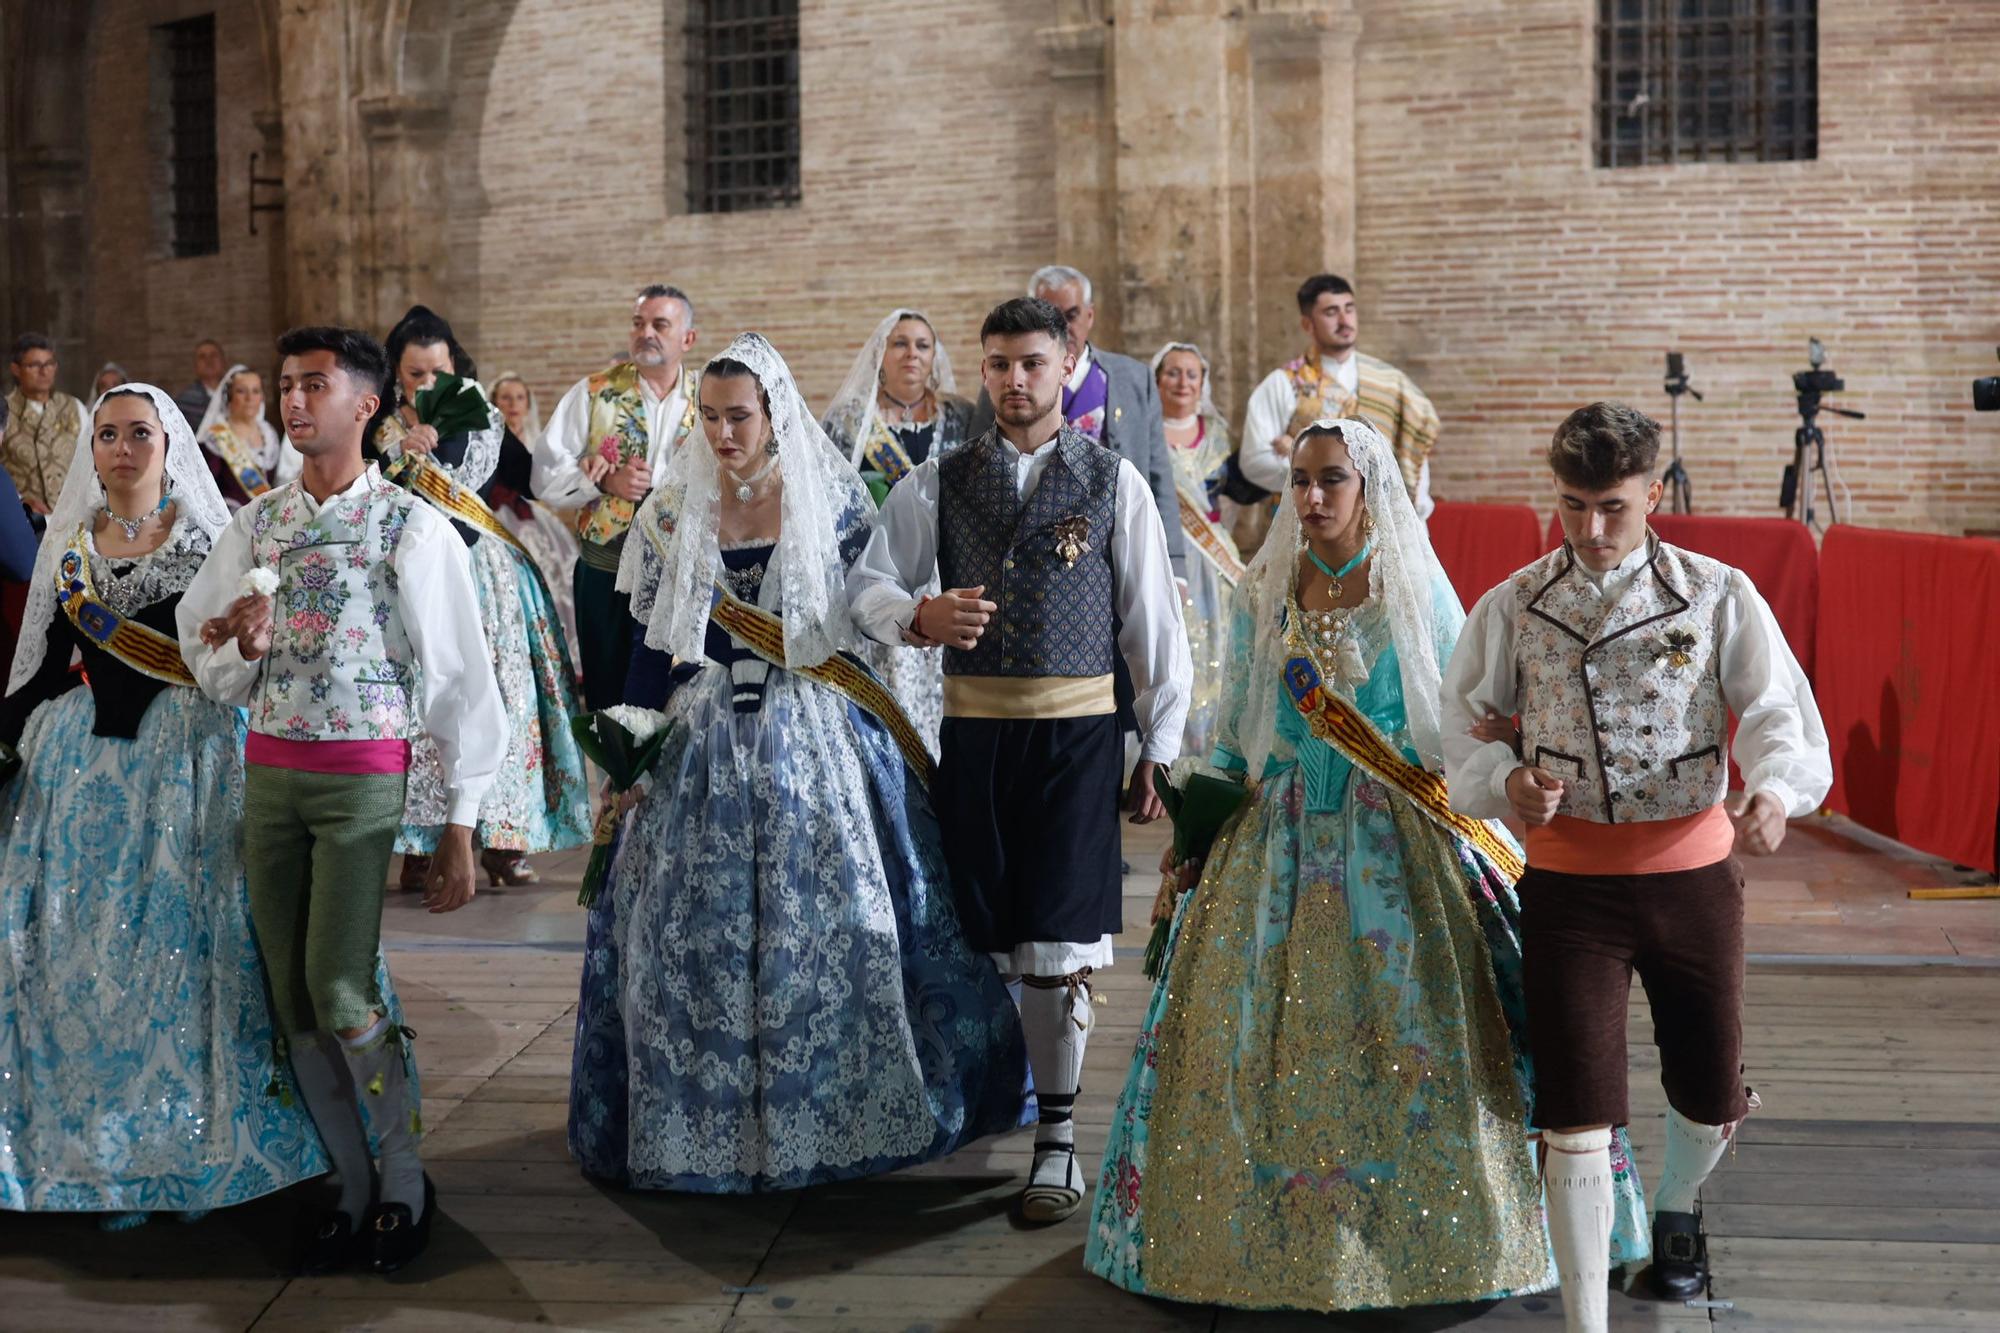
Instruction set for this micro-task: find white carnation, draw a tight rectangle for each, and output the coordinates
[238,568,279,599]
[598,704,668,743]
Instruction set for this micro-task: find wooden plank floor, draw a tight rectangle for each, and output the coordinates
[4,825,1996,1332]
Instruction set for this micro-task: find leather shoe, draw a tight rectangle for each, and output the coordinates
[297,1209,362,1275]
[366,1174,436,1275]
[1649,1209,1709,1299]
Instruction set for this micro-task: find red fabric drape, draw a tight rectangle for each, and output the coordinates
[1816,526,2000,875]
[1428,502,1544,612]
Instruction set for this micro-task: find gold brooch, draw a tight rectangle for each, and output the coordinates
[1660,628,1697,670]
[1053,515,1089,568]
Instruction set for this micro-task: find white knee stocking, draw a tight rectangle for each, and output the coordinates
[1543,1126,1614,1333]
[1655,1108,1731,1214]
[1019,973,1092,1153]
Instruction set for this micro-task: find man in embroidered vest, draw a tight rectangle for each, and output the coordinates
[1237,274,1439,526]
[3,332,88,515]
[180,326,506,1277]
[850,296,1192,1224]
[1440,403,1830,1333]
[532,284,700,707]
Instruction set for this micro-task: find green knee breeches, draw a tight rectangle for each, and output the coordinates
[242,763,408,1035]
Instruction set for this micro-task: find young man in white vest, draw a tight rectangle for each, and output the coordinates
[1439,402,1831,1332]
[181,326,506,1276]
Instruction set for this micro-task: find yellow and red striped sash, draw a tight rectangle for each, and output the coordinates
[382,450,532,559]
[1176,487,1246,586]
[706,586,934,790]
[54,528,197,688]
[1281,652,1523,881]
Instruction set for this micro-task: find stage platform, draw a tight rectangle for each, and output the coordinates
[4,816,1995,1332]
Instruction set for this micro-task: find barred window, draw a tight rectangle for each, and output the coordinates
[686,0,801,214]
[159,14,220,256]
[1594,0,1817,168]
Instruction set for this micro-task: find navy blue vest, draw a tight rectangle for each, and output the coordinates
[937,427,1120,679]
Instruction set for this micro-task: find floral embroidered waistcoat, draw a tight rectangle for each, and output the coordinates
[1512,535,1732,824]
[937,427,1119,679]
[574,362,697,550]
[247,469,422,741]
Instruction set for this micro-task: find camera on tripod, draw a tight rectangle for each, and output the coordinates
[1975,346,2000,412]
[1781,338,1864,530]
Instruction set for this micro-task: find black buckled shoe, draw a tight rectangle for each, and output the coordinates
[1649,1209,1709,1300]
[366,1174,436,1275]
[297,1209,362,1275]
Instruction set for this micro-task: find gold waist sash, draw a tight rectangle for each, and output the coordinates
[942,673,1115,720]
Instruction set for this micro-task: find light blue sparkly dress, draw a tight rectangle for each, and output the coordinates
[0,524,405,1215]
[1086,578,1649,1311]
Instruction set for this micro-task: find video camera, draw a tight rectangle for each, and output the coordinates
[1792,339,1846,404]
[1975,347,2000,412]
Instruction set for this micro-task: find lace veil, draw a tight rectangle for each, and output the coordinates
[8,383,232,694]
[1232,416,1462,777]
[618,333,867,670]
[822,308,958,468]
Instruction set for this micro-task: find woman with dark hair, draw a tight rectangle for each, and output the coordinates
[1087,419,1647,1311]
[373,306,591,888]
[567,334,1025,1193]
[0,385,407,1228]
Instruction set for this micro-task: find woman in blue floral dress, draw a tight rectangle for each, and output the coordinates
[1086,418,1648,1310]
[0,386,338,1226]
[568,334,1025,1192]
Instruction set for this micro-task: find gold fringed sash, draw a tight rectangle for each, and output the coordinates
[382,450,532,559]
[706,585,934,789]
[54,528,197,688]
[207,423,272,498]
[1281,651,1523,881]
[1176,487,1246,586]
[860,416,918,484]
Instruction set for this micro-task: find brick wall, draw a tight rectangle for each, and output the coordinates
[46,0,2000,533]
[83,0,284,401]
[1351,0,2000,533]
[444,0,1057,423]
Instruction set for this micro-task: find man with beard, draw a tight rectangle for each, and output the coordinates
[532,285,699,707]
[1235,275,1439,531]
[848,296,1191,1225]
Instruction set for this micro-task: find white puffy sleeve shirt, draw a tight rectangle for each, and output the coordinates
[1439,557,1833,821]
[847,442,1194,766]
[177,473,507,825]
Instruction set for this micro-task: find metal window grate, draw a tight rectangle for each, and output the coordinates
[686,0,801,214]
[1594,0,1817,168]
[162,14,220,256]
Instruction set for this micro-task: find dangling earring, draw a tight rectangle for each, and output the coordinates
[763,435,779,458]
[1360,506,1376,540]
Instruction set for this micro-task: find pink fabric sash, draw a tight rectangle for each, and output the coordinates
[246,733,412,775]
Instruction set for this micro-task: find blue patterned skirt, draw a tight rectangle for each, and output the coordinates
[568,665,1026,1192]
[0,688,328,1213]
